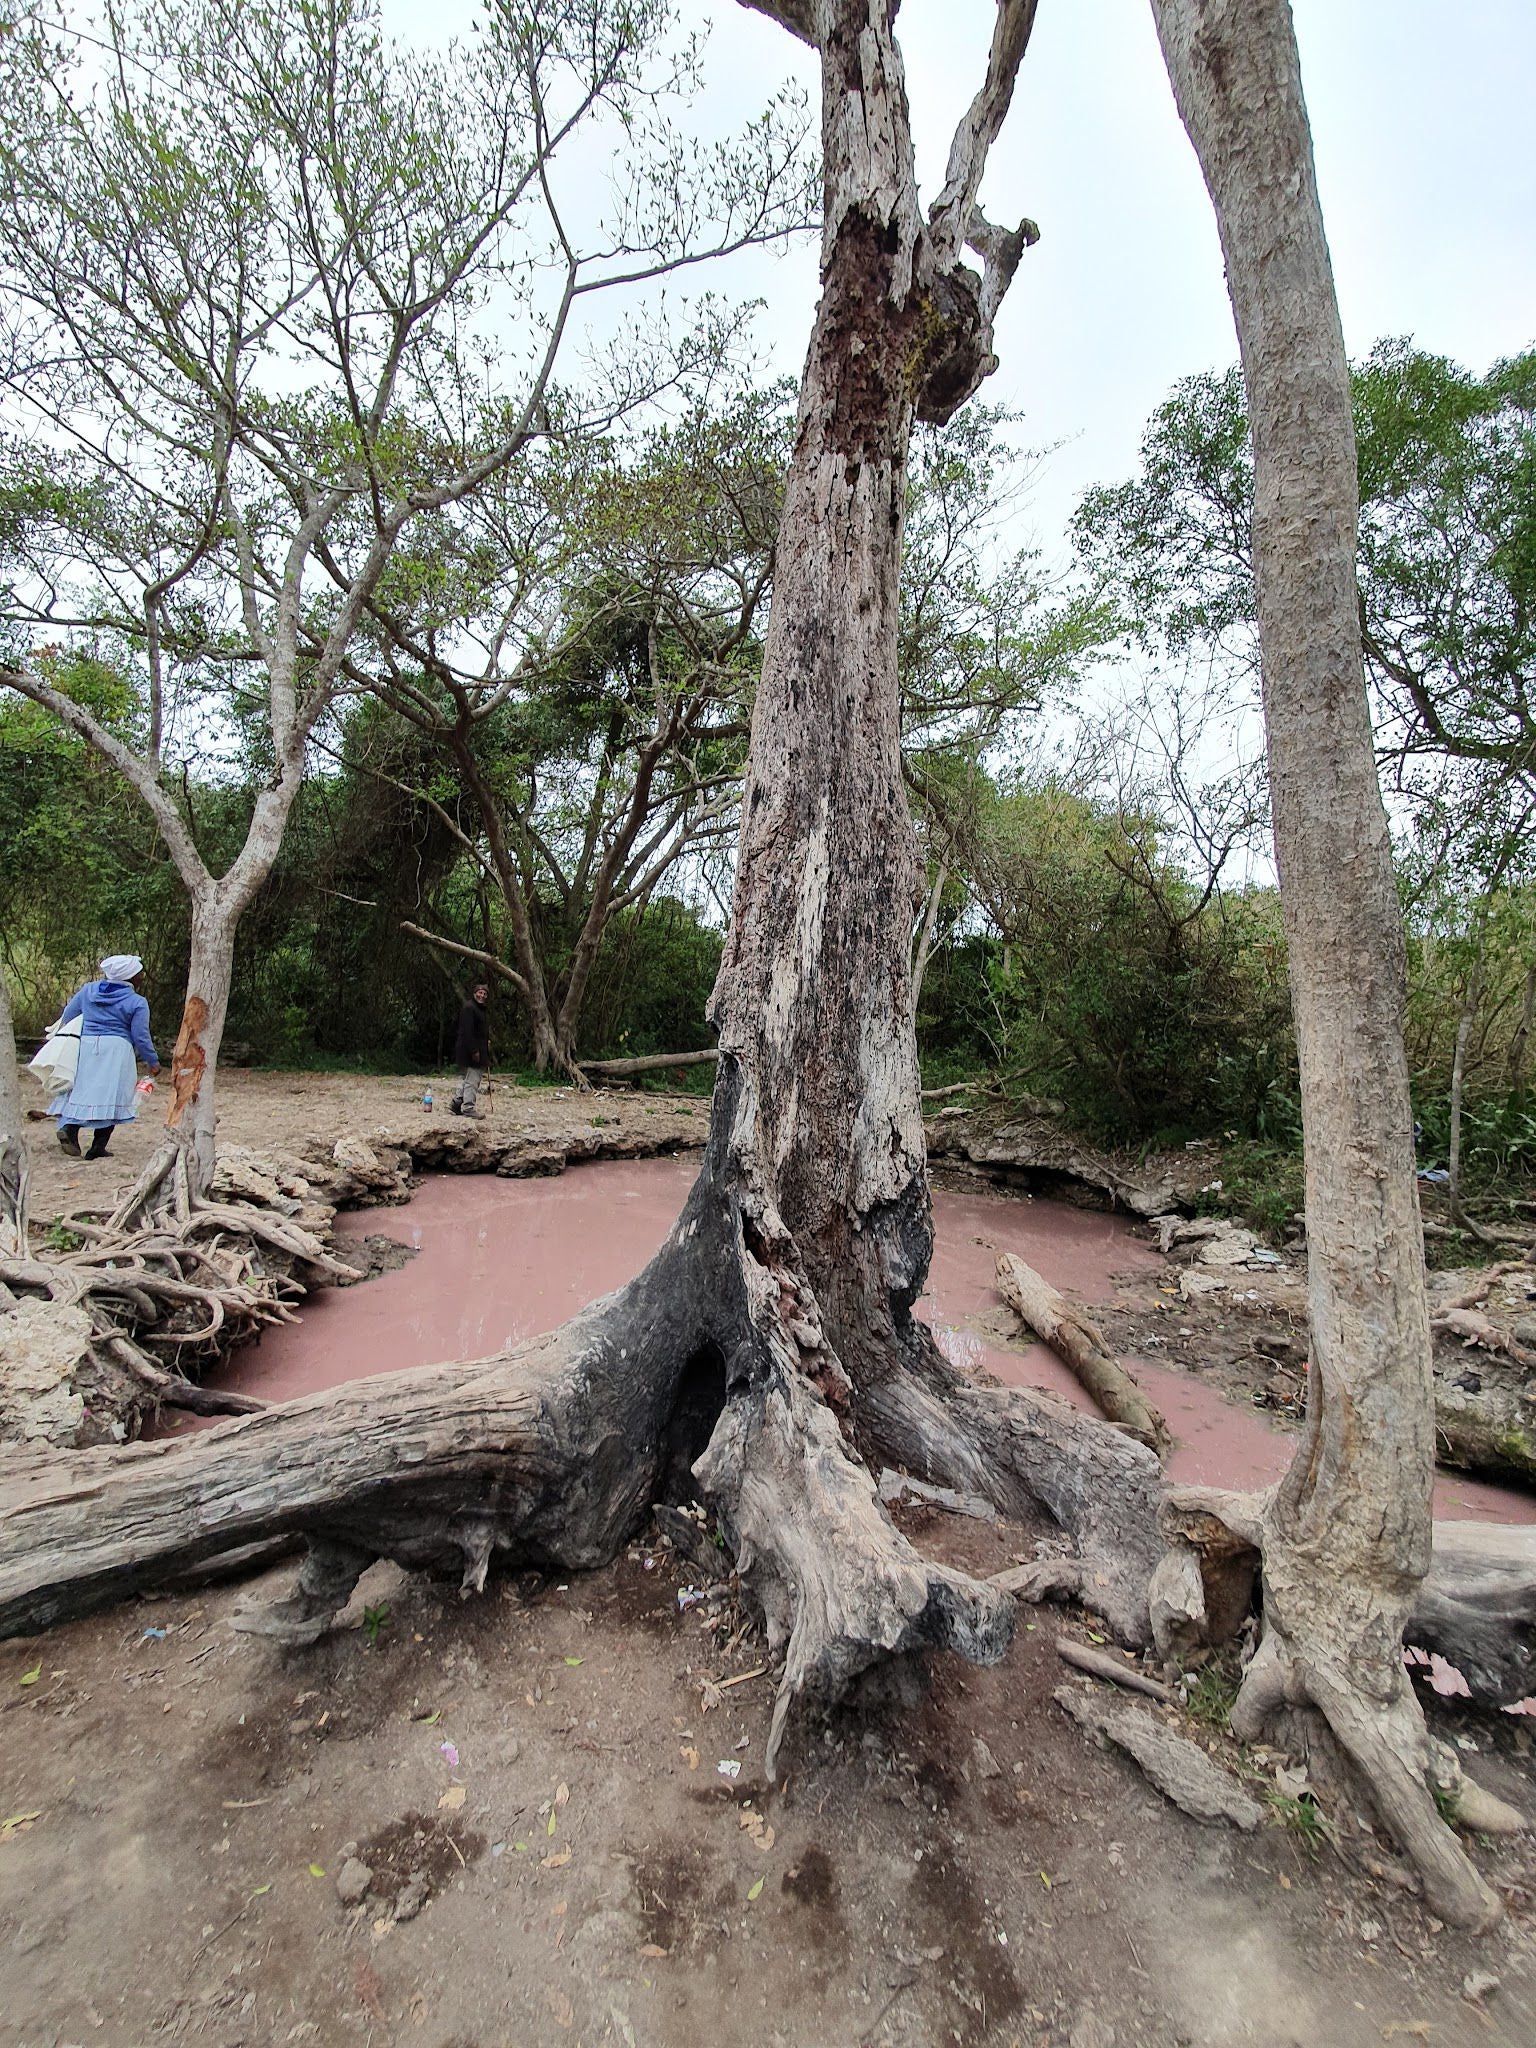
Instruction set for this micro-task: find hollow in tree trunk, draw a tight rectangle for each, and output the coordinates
[1149,0,1500,1927]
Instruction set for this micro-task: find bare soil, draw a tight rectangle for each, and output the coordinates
[4,1508,1533,2048]
[5,1070,1535,2046]
[22,1066,710,1228]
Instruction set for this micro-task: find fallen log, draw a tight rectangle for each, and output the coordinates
[996,1252,1171,1457]
[578,1050,719,1082]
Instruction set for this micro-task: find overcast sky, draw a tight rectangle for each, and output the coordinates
[401,0,1534,562]
[382,0,1534,862]
[670,0,1536,564]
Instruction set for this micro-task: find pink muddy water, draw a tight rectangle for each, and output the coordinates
[195,1157,1533,1527]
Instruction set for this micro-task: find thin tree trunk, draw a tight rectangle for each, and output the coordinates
[1506,957,1535,1091]
[1150,0,1499,1926]
[1446,942,1485,1227]
[910,862,948,1017]
[0,968,30,1257]
[449,735,565,1075]
[110,890,237,1222]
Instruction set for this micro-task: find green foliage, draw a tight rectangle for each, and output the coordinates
[1074,339,1536,861]
[1263,1788,1331,1852]
[1183,1663,1240,1733]
[1192,1140,1305,1241]
[922,775,1296,1145]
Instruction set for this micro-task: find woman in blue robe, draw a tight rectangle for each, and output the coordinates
[51,953,162,1160]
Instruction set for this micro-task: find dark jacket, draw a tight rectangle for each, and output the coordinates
[61,979,160,1067]
[454,998,490,1068]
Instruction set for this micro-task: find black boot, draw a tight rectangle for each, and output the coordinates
[58,1125,81,1156]
[86,1129,112,1160]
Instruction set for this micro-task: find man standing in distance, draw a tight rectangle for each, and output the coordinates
[450,984,491,1118]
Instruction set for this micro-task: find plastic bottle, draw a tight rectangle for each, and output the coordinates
[135,1078,155,1096]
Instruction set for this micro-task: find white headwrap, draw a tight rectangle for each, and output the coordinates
[100,954,144,982]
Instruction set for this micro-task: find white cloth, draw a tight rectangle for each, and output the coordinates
[51,1035,140,1130]
[27,1014,82,1095]
[100,954,143,981]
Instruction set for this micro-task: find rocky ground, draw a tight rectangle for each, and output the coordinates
[21,1066,711,1229]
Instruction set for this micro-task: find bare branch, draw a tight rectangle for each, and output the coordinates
[928,0,1040,270]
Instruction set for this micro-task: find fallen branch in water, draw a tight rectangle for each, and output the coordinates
[996,1252,1171,1457]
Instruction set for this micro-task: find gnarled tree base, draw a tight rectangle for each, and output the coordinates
[0,1080,1168,1773]
[1159,1483,1518,1931]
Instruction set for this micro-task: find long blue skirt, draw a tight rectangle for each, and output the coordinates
[50,1034,140,1131]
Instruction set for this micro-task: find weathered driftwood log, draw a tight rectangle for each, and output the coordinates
[1432,1373,1536,1489]
[995,1252,1171,1456]
[1419,1262,1536,1485]
[577,1050,720,1082]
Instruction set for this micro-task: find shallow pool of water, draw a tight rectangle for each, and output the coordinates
[189,1157,1533,1528]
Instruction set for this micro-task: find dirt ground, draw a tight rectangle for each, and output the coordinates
[4,1507,1533,2048]
[21,1066,710,1227]
[5,1069,1536,2047]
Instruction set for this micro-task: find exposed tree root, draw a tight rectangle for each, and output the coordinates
[995,1250,1171,1455]
[859,1356,1167,1648]
[0,1170,358,1447]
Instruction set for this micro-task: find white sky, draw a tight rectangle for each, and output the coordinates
[379,0,1533,882]
[390,0,1536,565]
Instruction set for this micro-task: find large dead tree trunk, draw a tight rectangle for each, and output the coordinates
[0,0,1179,1754]
[1150,0,1500,1927]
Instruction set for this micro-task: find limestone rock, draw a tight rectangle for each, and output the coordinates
[0,1299,95,1446]
[334,1856,373,1906]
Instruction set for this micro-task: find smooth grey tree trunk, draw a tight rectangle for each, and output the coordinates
[1150,0,1499,1927]
[0,968,30,1256]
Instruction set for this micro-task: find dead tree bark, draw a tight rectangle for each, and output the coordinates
[996,1252,1171,1455]
[0,0,1185,1758]
[1150,0,1501,1926]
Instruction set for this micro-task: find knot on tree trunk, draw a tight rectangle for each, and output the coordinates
[911,264,998,425]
